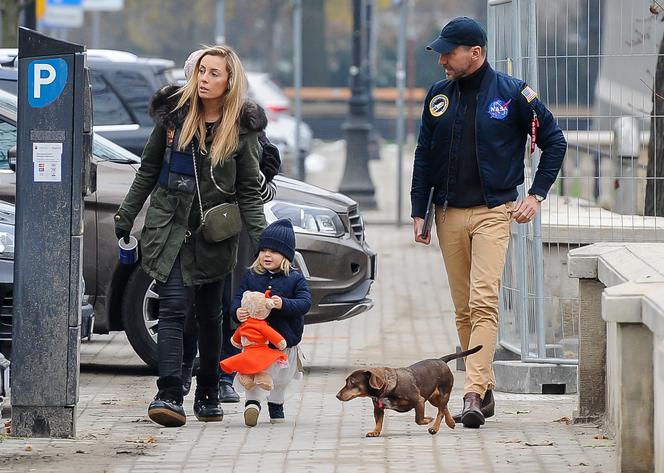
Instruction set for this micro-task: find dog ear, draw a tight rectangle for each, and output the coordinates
[366,369,385,390]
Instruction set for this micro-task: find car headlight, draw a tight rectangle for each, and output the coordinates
[0,225,14,260]
[264,200,344,237]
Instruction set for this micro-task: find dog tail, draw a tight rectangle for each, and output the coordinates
[440,345,482,363]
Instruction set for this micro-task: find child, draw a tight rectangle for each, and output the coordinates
[228,219,312,426]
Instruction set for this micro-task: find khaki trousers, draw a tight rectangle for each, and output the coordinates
[435,203,512,397]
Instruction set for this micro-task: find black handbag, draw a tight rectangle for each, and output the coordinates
[191,145,242,243]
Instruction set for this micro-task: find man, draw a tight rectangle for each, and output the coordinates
[411,16,566,429]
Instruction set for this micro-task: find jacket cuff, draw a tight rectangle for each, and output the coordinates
[527,183,549,199]
[114,208,134,231]
[410,204,427,219]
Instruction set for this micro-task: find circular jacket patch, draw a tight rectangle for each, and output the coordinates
[488,98,512,120]
[429,94,449,117]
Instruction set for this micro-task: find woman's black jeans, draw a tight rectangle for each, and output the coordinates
[156,256,222,387]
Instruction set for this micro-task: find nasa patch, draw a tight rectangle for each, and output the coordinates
[488,98,512,120]
[429,94,449,117]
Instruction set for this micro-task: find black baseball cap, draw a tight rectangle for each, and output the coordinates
[426,16,487,55]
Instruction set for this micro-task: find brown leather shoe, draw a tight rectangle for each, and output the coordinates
[453,389,494,423]
[460,392,485,428]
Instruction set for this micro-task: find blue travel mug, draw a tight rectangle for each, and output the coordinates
[118,235,138,265]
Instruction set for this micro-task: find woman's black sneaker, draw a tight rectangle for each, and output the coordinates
[193,385,224,422]
[268,402,285,424]
[148,377,186,427]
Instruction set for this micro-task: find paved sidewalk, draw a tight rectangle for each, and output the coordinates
[0,142,615,472]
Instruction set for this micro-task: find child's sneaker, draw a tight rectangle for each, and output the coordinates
[244,401,260,427]
[268,402,285,424]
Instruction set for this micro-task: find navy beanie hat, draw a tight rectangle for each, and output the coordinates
[258,219,296,262]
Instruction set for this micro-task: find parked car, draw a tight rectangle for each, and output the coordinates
[0,198,95,356]
[0,50,173,156]
[0,49,314,177]
[0,88,376,368]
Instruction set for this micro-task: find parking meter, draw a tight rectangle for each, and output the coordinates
[11,28,94,438]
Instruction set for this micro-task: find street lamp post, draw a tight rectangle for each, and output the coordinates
[365,0,381,161]
[292,0,304,182]
[340,0,377,209]
[215,0,226,44]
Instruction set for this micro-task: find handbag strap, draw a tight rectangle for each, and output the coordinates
[191,144,206,225]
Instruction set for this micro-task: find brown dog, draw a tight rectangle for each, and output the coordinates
[336,345,482,437]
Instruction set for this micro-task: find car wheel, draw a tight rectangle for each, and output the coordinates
[122,266,159,369]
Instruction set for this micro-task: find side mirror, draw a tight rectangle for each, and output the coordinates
[7,146,16,172]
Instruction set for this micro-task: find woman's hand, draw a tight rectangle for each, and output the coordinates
[271,295,283,310]
[237,307,250,322]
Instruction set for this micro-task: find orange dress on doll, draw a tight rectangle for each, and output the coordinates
[220,318,287,375]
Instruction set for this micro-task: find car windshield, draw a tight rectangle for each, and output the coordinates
[0,88,140,164]
[93,133,140,163]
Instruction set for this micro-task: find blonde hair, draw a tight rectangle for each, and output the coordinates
[175,45,248,166]
[250,255,291,276]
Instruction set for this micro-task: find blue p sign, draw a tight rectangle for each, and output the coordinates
[28,58,68,108]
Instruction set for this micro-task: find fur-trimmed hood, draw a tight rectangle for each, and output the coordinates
[148,84,268,132]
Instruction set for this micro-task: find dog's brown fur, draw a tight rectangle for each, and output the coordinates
[336,346,482,437]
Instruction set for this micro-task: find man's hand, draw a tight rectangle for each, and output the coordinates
[413,217,431,245]
[237,307,250,322]
[512,195,542,224]
[271,295,283,310]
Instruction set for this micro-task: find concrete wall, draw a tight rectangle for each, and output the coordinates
[569,243,664,472]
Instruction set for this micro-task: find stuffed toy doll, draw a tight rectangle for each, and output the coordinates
[220,290,287,390]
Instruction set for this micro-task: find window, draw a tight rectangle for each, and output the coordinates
[0,120,16,170]
[108,70,155,125]
[90,71,133,126]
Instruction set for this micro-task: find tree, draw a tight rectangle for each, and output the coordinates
[0,0,33,47]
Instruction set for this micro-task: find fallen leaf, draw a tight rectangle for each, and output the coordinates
[131,418,152,424]
[553,416,571,424]
[525,441,554,447]
[24,445,32,452]
[498,438,522,444]
[593,434,609,440]
[146,436,156,444]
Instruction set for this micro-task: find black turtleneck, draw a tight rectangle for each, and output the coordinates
[448,60,489,208]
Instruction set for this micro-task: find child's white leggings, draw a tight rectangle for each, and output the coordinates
[245,346,299,405]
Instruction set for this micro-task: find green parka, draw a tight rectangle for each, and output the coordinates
[114,85,267,285]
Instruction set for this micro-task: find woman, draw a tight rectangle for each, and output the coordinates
[114,45,267,427]
[178,49,282,404]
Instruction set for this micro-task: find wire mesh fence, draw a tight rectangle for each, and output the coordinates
[490,0,664,364]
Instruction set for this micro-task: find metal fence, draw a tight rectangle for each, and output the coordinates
[489,0,664,364]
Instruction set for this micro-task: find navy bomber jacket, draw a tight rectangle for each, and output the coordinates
[231,268,312,347]
[410,63,567,217]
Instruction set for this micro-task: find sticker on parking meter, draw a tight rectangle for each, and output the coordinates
[27,59,68,108]
[32,142,62,182]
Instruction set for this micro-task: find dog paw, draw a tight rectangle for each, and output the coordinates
[428,427,438,435]
[416,417,434,425]
[366,431,381,437]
